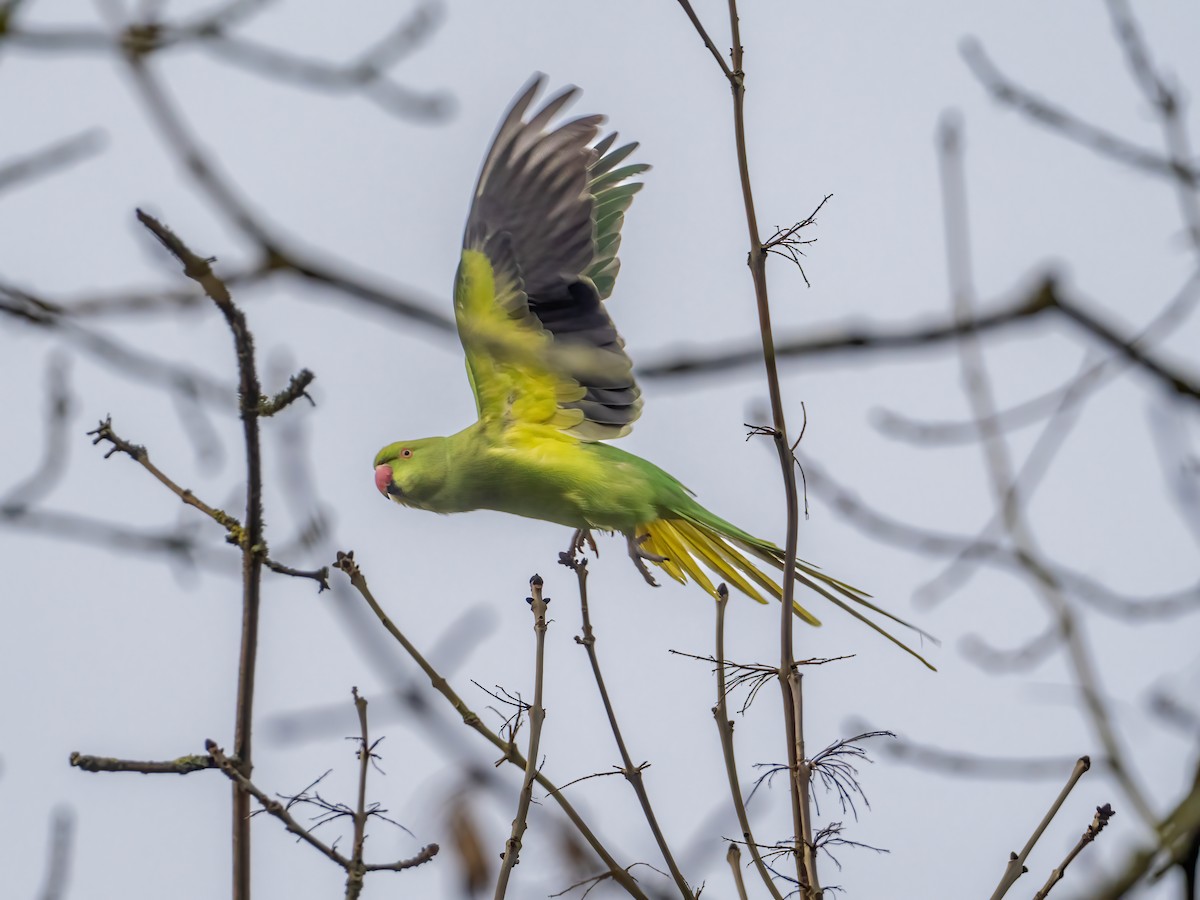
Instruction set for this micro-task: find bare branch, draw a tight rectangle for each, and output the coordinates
[206,741,438,875]
[558,552,694,898]
[710,585,785,900]
[1031,803,1116,899]
[988,757,1093,900]
[334,550,651,900]
[70,751,218,774]
[494,575,551,899]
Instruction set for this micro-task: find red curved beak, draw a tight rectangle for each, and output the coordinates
[374,464,393,496]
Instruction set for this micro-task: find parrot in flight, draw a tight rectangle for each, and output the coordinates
[374,76,932,667]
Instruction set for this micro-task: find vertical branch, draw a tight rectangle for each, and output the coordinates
[494,575,550,900]
[673,0,820,889]
[134,209,266,900]
[712,586,786,900]
[563,555,694,898]
[787,671,820,889]
[717,0,818,892]
[345,688,371,900]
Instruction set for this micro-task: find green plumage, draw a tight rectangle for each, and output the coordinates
[373,76,935,668]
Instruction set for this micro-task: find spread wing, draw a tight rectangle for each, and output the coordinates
[454,75,648,442]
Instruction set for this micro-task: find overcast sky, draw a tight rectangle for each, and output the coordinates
[3,2,1199,898]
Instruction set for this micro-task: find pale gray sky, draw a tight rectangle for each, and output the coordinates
[3,2,1198,898]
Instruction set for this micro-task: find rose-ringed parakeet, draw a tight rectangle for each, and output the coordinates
[374,76,932,666]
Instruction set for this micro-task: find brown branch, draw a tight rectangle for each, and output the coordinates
[263,557,330,592]
[673,0,733,78]
[559,554,693,898]
[708,2,820,892]
[345,688,372,900]
[333,550,650,900]
[711,586,785,900]
[134,209,265,899]
[88,416,240,532]
[494,575,550,900]
[1032,803,1115,899]
[206,741,438,875]
[988,757,1093,900]
[259,369,315,416]
[88,415,325,588]
[70,751,218,774]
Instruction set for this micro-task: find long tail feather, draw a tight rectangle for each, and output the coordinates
[636,515,937,670]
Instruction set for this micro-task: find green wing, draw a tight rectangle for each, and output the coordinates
[454,75,649,442]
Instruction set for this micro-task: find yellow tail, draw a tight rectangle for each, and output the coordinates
[636,517,938,669]
[637,518,822,625]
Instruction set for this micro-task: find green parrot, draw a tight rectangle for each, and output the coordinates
[374,76,932,666]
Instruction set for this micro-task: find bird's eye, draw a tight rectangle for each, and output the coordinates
[400,448,413,459]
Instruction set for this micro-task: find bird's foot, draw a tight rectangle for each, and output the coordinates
[575,528,598,557]
[626,532,666,587]
[560,528,598,569]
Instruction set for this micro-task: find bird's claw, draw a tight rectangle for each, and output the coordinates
[561,528,599,568]
[576,529,598,557]
[626,532,666,587]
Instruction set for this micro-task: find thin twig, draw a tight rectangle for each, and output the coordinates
[345,687,371,900]
[333,551,650,900]
[708,1,820,892]
[673,0,733,78]
[494,575,550,899]
[88,416,240,532]
[788,670,821,893]
[1031,803,1115,899]
[69,751,217,774]
[711,585,785,900]
[988,757,1093,900]
[206,741,438,874]
[88,415,327,589]
[559,554,693,898]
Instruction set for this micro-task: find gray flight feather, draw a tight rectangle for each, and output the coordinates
[462,74,650,441]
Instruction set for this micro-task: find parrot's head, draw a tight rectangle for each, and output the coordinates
[373,437,449,511]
